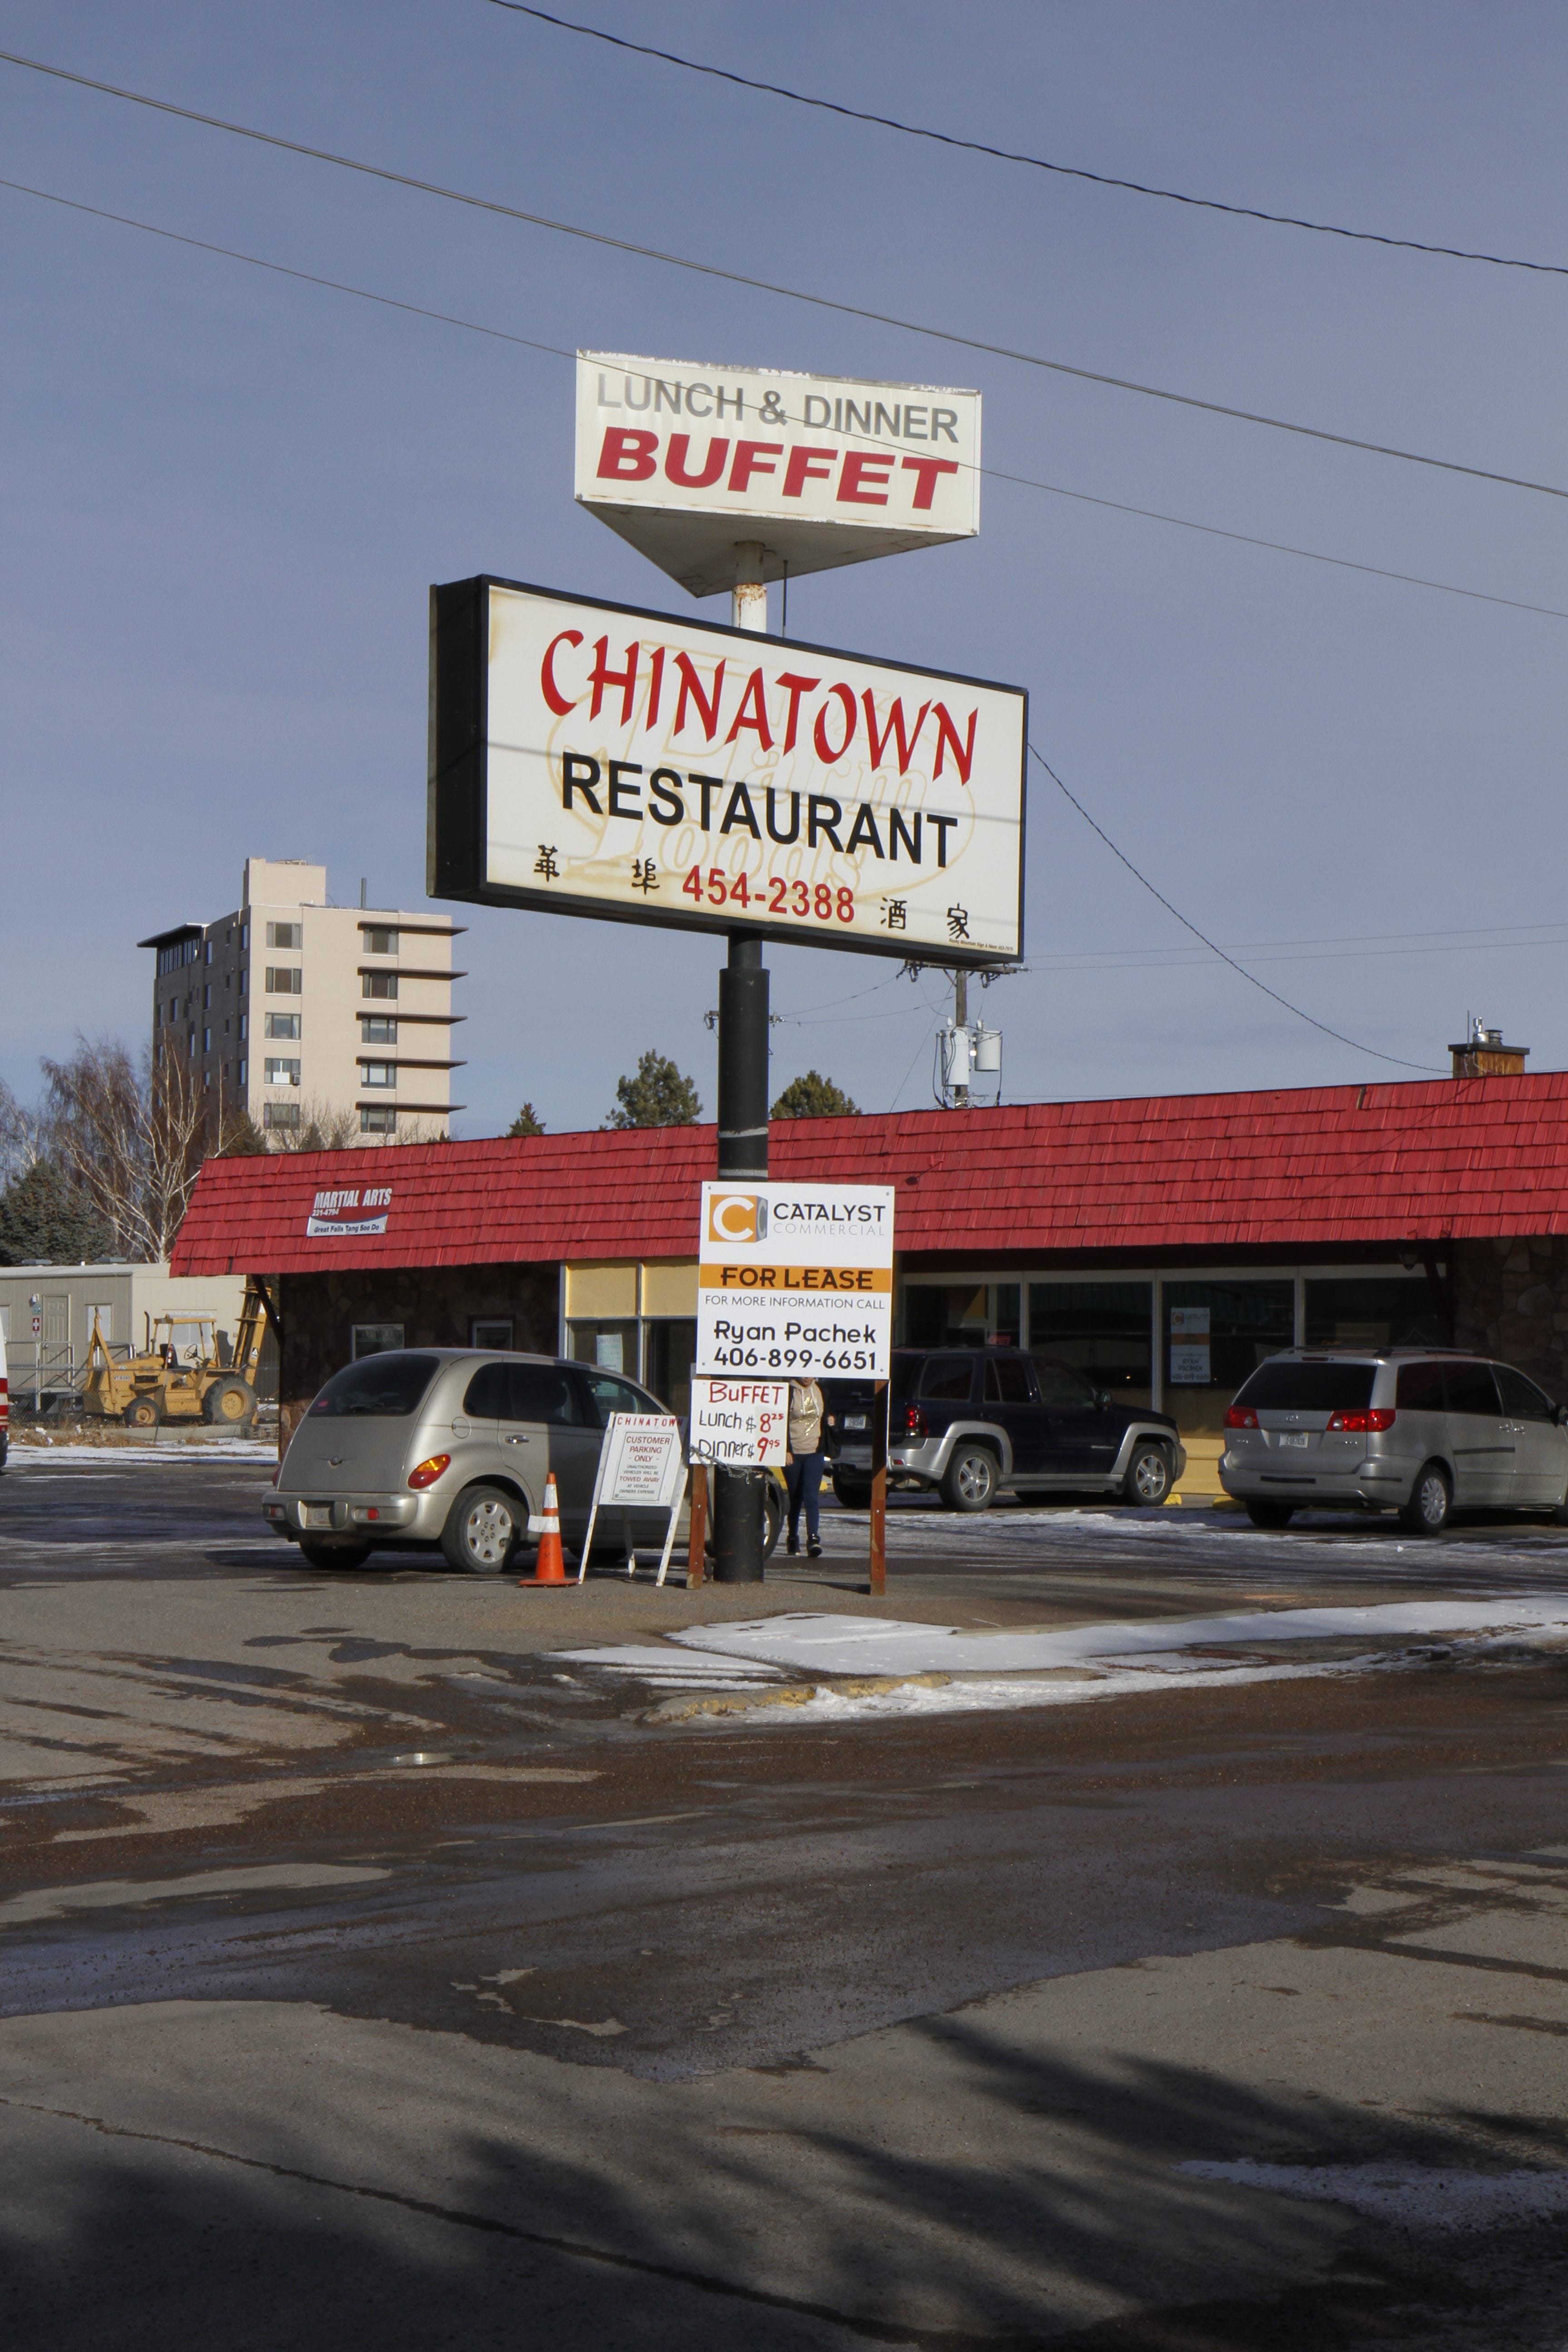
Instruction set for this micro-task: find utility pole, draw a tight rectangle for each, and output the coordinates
[953,969,969,1107]
[711,542,771,1583]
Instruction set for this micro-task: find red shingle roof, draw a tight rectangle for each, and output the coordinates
[169,1071,1568,1275]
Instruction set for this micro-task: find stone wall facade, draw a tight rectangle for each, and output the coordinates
[277,1262,559,1449]
[1454,1236,1568,1400]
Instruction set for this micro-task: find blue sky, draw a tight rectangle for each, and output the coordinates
[1,1,1563,1134]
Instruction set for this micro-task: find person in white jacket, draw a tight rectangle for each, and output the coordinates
[785,1378,825,1558]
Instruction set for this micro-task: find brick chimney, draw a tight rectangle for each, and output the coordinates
[1449,1016,1529,1079]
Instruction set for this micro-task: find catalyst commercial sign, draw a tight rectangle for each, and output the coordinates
[575,352,980,598]
[428,577,1026,966]
[695,1181,895,1381]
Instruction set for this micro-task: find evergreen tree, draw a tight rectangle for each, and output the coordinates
[771,1070,861,1119]
[0,1162,113,1265]
[506,1102,546,1138]
[606,1052,702,1129]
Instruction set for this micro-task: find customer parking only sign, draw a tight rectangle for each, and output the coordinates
[695,1181,895,1381]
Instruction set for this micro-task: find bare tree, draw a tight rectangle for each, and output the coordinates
[40,1035,208,1262]
[259,1097,448,1153]
[0,1075,46,1186]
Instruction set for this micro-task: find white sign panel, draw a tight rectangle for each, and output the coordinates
[696,1181,895,1381]
[1168,1304,1211,1385]
[576,352,980,598]
[688,1376,789,1467]
[594,1413,686,1509]
[430,578,1026,966]
[306,1184,392,1239]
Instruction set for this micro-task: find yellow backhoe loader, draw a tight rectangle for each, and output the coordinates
[81,1281,271,1430]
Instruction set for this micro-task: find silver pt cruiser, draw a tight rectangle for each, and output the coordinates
[263,1348,674,1572]
[1219,1348,1568,1533]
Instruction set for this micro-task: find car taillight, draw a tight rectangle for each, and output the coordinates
[0,1376,8,1422]
[407,1454,451,1490]
[900,1406,927,1441]
[1326,1407,1395,1433]
[1225,1405,1258,1429]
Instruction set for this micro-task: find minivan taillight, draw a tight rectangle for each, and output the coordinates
[407,1454,451,1490]
[1326,1407,1395,1433]
[0,1375,8,1424]
[1225,1405,1258,1429]
[901,1406,927,1442]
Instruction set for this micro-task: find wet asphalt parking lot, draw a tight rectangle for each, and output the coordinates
[2,1442,1568,2348]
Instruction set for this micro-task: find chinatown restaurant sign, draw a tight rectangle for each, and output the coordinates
[695,1180,895,1382]
[574,352,981,598]
[427,577,1026,966]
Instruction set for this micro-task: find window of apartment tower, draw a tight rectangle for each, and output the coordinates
[362,927,398,955]
[361,1016,397,1044]
[362,973,398,1000]
[266,921,301,950]
[264,1012,301,1040]
[359,1063,395,1089]
[263,1102,299,1132]
[265,967,302,994]
[360,1105,397,1134]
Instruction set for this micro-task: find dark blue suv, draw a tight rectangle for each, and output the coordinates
[830,1348,1186,1511]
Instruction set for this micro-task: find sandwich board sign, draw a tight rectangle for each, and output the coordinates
[575,352,980,598]
[577,1411,687,1586]
[427,577,1026,966]
[695,1180,895,1382]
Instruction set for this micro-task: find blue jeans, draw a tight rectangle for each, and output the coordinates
[785,1451,824,1543]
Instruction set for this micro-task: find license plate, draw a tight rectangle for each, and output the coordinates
[845,1416,867,1431]
[1278,1434,1309,1450]
[301,1503,335,1527]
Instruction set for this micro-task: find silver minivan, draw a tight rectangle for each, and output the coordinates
[1219,1348,1568,1533]
[263,1349,678,1572]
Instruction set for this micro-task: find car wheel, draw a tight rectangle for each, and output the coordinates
[1400,1461,1452,1536]
[124,1395,160,1429]
[832,1472,872,1510]
[442,1483,522,1573]
[942,1444,998,1512]
[1122,1443,1173,1507]
[298,1539,372,1570]
[1245,1501,1295,1529]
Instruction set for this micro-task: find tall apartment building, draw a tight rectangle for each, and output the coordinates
[138,858,466,1142]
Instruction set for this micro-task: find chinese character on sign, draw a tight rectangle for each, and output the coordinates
[534,845,559,880]
[882,899,907,931]
[631,858,660,894]
[946,905,970,942]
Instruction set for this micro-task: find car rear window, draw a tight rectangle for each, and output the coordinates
[1233,1362,1377,1412]
[310,1353,440,1416]
[1395,1361,1447,1410]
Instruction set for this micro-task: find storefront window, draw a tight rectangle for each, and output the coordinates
[568,1319,640,1380]
[1303,1276,1437,1351]
[1163,1280,1294,1433]
[351,1322,404,1360]
[1029,1282,1152,1404]
[643,1317,696,1418]
[902,1283,990,1347]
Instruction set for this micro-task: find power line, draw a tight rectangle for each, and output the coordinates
[7,174,1559,628]
[1,47,1563,501]
[489,3,1568,284]
[0,176,575,361]
[1028,742,1442,1071]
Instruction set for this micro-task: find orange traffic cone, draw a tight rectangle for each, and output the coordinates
[523,1472,568,1587]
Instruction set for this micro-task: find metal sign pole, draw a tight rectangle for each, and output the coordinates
[712,545,771,1584]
